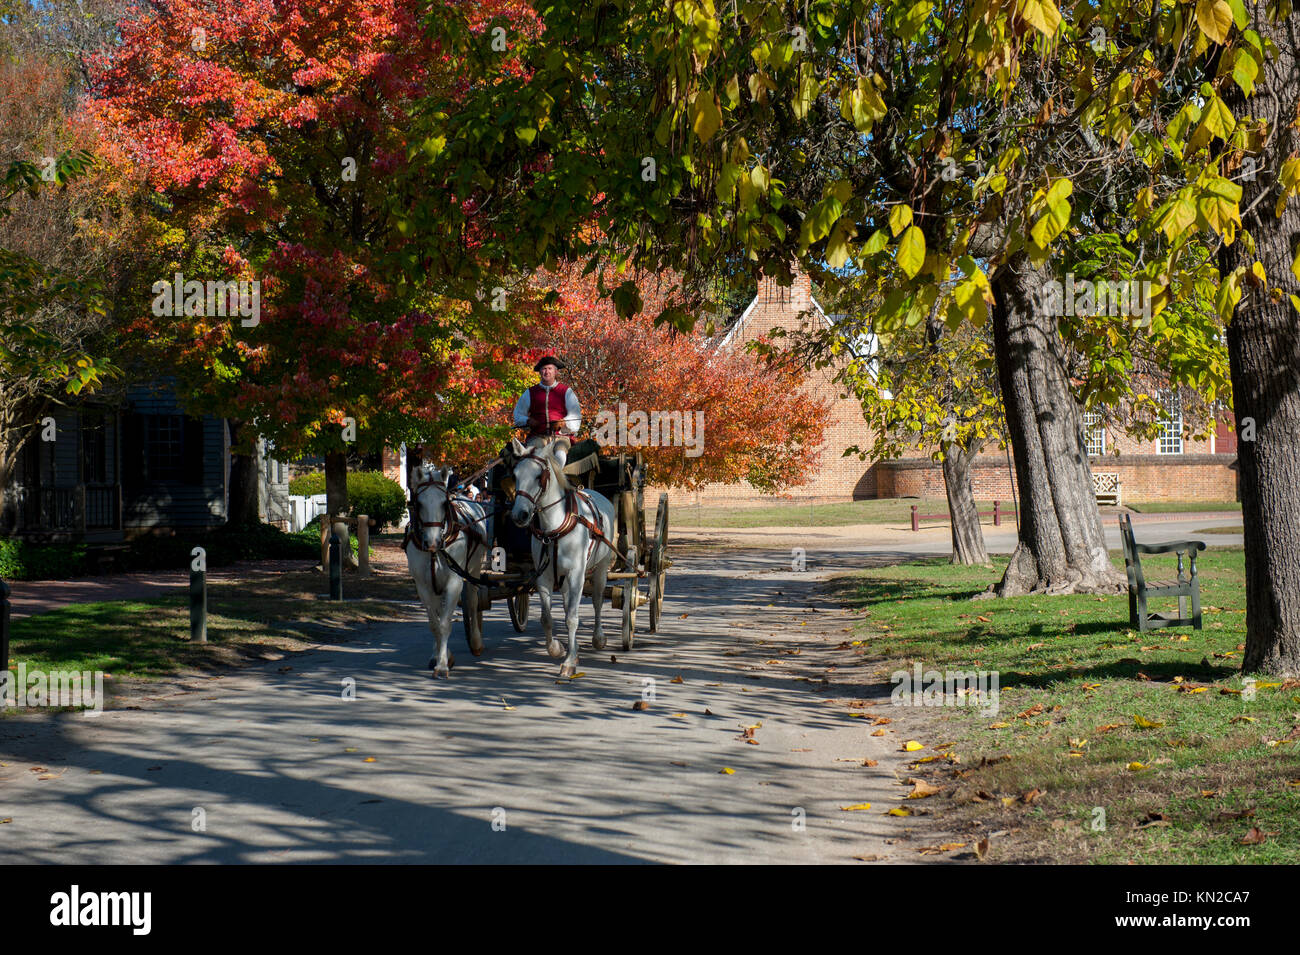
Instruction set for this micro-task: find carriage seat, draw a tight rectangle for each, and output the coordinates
[562,437,603,479]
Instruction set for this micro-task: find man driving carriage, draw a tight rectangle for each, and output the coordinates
[512,355,581,467]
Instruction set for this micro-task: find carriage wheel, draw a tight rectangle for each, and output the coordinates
[649,494,668,632]
[462,585,485,654]
[620,547,637,651]
[508,590,529,633]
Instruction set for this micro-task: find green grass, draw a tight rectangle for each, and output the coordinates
[1193,525,1244,535]
[679,497,1018,528]
[5,563,422,681]
[831,547,1300,864]
[1127,500,1241,513]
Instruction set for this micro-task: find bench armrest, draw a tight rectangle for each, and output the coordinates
[1134,540,1207,555]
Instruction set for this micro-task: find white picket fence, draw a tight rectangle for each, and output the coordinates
[287,494,328,533]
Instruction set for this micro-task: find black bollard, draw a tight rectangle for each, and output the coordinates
[329,532,343,601]
[0,579,9,676]
[190,563,206,643]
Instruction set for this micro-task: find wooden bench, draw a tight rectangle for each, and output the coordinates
[1093,471,1123,506]
[1118,514,1206,631]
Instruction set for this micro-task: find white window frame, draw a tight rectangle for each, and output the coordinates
[1158,390,1183,454]
[1082,411,1106,456]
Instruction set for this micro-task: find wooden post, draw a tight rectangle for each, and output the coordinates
[993,500,1002,526]
[911,504,919,532]
[320,514,331,572]
[357,514,370,577]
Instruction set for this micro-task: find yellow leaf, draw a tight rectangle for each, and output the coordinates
[897,226,926,279]
[719,767,735,775]
[363,757,377,763]
[887,807,913,816]
[691,90,722,142]
[1016,0,1061,35]
[889,204,913,237]
[1196,0,1233,44]
[1133,714,1164,728]
[1127,761,1148,771]
[903,740,925,751]
[840,802,873,811]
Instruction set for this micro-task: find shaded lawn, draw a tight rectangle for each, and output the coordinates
[5,563,423,680]
[829,547,1300,864]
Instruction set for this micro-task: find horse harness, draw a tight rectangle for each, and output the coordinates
[512,448,617,585]
[404,475,492,596]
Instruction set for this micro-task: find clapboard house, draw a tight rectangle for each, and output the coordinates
[2,379,289,542]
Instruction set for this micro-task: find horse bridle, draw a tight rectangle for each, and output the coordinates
[405,475,491,594]
[510,449,616,573]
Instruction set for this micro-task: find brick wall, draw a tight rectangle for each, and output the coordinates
[653,269,876,505]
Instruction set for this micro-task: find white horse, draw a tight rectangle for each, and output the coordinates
[508,437,617,678]
[404,464,491,678]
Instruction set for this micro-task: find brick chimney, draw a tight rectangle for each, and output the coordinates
[756,266,812,313]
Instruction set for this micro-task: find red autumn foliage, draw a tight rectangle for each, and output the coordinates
[529,265,831,491]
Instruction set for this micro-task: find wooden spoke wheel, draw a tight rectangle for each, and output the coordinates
[508,590,529,632]
[621,546,637,651]
[648,494,668,632]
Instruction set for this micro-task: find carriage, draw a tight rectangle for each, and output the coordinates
[458,441,671,652]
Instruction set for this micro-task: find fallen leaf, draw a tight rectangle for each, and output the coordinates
[1020,787,1045,804]
[1133,714,1164,728]
[1094,723,1123,734]
[632,700,649,711]
[918,842,968,855]
[840,802,873,811]
[987,721,1010,729]
[871,717,893,725]
[1016,703,1045,720]
[670,675,684,684]
[902,740,924,752]
[1218,808,1256,820]
[871,729,886,737]
[886,807,912,817]
[1127,762,1148,771]
[863,759,878,767]
[1239,827,1269,845]
[907,779,943,798]
[1229,715,1255,723]
[1135,812,1171,829]
[719,767,734,775]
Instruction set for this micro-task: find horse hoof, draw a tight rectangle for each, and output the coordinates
[546,641,565,659]
[558,663,576,679]
[434,666,450,679]
[427,657,438,671]
[592,632,607,651]
[471,645,484,657]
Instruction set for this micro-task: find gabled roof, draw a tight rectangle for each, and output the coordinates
[714,290,831,350]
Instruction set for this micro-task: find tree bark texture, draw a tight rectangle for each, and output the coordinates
[1219,4,1300,676]
[986,253,1125,596]
[943,438,991,565]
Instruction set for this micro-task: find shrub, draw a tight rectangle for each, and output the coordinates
[0,539,89,580]
[288,470,405,529]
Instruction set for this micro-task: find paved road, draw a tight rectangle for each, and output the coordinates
[0,548,951,864]
[0,517,1240,864]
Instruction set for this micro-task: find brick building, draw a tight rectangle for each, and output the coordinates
[658,268,1240,507]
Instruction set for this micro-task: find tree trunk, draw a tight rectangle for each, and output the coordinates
[943,438,990,566]
[324,449,357,569]
[983,253,1125,597]
[1219,5,1300,676]
[226,421,261,526]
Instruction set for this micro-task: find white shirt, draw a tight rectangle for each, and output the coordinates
[513,383,582,433]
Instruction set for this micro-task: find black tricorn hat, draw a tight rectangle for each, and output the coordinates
[533,355,566,372]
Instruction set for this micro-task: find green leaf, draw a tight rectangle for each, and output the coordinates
[826,217,857,268]
[897,226,926,278]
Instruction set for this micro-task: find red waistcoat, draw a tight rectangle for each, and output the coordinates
[527,383,570,436]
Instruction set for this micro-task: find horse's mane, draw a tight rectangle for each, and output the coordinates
[523,436,573,492]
